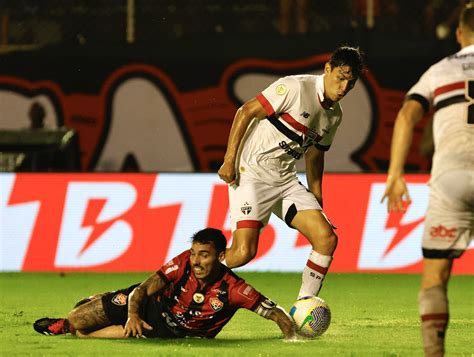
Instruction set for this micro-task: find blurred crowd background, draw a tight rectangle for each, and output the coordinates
[0,1,468,173]
[1,0,464,50]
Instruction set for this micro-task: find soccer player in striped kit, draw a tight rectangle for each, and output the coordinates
[383,4,474,356]
[218,46,365,300]
[33,228,295,339]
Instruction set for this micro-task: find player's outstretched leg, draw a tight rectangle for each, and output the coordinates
[33,318,72,336]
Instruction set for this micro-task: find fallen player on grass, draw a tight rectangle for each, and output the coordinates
[33,228,296,340]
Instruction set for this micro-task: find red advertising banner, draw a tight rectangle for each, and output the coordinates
[1,173,472,274]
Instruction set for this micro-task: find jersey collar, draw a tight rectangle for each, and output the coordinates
[458,44,474,55]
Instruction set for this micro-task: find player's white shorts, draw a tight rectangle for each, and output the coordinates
[422,169,474,259]
[228,174,322,232]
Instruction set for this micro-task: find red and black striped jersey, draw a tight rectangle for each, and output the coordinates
[237,75,342,185]
[407,44,474,179]
[156,250,266,338]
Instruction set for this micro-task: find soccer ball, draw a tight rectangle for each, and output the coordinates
[289,296,331,338]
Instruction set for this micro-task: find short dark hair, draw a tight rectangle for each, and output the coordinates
[191,228,227,253]
[460,3,474,32]
[329,46,365,78]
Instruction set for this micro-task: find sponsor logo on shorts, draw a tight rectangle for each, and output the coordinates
[111,293,127,306]
[430,225,457,240]
[241,202,252,215]
[300,111,310,119]
[209,297,224,311]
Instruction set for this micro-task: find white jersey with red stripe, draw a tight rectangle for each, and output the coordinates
[237,74,342,185]
[407,44,474,180]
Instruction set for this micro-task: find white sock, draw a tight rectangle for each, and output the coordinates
[297,250,333,299]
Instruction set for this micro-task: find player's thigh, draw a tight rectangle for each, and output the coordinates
[421,258,453,290]
[422,170,474,259]
[229,176,280,231]
[274,180,333,240]
[70,284,140,331]
[68,297,111,330]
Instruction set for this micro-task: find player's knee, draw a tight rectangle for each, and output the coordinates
[421,270,449,290]
[313,229,337,249]
[321,231,337,252]
[66,311,81,329]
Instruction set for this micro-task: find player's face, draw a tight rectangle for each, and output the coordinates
[189,242,222,280]
[323,63,358,103]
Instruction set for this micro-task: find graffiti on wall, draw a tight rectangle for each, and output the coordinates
[0,54,432,172]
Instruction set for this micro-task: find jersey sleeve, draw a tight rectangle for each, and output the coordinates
[228,279,266,311]
[406,66,434,113]
[256,77,299,117]
[157,250,190,283]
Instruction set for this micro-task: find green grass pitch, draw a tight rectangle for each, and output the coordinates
[1,272,472,356]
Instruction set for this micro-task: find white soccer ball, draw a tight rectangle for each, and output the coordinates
[289,296,331,338]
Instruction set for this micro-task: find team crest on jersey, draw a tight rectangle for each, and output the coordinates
[209,297,224,312]
[275,84,287,95]
[241,202,252,215]
[193,293,205,304]
[111,293,127,306]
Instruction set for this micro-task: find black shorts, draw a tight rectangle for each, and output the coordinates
[101,284,178,338]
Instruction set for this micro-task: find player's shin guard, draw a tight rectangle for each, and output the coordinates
[419,285,449,357]
[297,250,333,299]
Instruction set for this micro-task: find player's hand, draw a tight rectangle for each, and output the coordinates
[124,314,153,338]
[218,161,236,185]
[381,176,411,213]
[272,306,297,340]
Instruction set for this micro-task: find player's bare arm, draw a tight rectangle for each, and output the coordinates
[304,146,325,207]
[253,298,296,340]
[382,99,424,212]
[124,273,167,337]
[218,98,267,184]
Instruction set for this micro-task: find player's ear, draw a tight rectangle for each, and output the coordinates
[218,251,225,262]
[324,62,332,75]
[456,26,462,46]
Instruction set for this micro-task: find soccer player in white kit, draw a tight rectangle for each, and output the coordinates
[382,4,474,357]
[218,46,365,300]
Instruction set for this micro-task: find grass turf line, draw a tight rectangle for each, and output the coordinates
[1,272,473,356]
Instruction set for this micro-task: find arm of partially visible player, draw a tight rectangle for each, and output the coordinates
[382,99,425,212]
[124,272,167,337]
[253,298,296,340]
[305,146,325,207]
[218,97,267,185]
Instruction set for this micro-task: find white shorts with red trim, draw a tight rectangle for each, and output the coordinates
[422,169,474,259]
[228,174,321,232]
